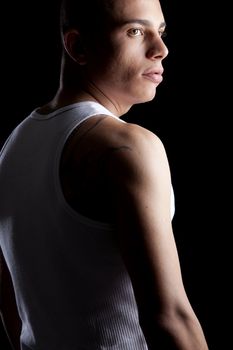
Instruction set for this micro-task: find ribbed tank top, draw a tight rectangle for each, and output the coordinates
[0,101,151,349]
[0,101,175,349]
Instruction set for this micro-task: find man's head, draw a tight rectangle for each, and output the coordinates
[60,0,168,111]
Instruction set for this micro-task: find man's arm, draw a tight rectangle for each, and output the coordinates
[0,250,21,350]
[105,123,209,349]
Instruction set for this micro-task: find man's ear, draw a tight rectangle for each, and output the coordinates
[63,29,87,65]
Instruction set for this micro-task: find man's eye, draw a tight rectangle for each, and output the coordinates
[159,30,167,38]
[127,28,144,37]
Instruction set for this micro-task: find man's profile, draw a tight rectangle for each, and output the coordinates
[0,0,209,349]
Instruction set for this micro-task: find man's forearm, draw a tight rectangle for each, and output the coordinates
[139,310,209,350]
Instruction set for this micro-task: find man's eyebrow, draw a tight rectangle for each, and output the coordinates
[118,19,166,29]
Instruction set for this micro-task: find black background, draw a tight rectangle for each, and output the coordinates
[0,1,228,349]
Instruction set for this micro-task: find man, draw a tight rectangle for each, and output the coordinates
[0,0,209,349]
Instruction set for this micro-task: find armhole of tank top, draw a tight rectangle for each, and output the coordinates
[53,114,120,231]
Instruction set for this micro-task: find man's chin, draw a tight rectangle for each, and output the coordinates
[138,90,157,104]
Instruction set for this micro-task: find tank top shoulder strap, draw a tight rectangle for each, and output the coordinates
[30,101,126,126]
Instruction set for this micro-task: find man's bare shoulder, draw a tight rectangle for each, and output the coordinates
[94,116,169,183]
[95,115,164,153]
[65,114,169,183]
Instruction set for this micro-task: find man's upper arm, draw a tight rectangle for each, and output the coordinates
[105,124,189,315]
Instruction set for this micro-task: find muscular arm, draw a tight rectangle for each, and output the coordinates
[0,250,21,350]
[105,124,209,349]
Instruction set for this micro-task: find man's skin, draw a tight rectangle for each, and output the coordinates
[0,0,209,348]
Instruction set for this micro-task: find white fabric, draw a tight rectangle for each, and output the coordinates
[0,101,148,350]
[0,101,175,349]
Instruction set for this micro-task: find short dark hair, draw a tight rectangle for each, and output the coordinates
[60,0,114,35]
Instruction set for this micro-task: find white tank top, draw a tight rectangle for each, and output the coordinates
[0,101,174,349]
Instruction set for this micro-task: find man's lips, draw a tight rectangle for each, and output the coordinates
[142,68,164,84]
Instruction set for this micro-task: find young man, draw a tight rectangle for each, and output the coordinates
[0,0,209,349]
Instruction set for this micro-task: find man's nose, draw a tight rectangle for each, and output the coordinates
[146,36,169,60]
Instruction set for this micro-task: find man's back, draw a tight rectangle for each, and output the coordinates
[0,101,148,349]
